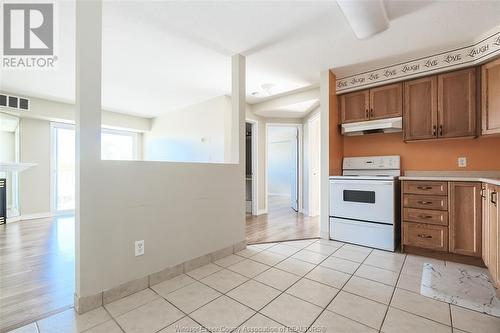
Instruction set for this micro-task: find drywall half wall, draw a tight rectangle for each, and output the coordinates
[144,96,232,163]
[75,2,245,304]
[343,133,500,172]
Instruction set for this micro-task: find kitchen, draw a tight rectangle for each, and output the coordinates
[328,50,500,307]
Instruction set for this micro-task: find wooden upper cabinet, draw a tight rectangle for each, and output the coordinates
[482,58,500,135]
[449,182,482,257]
[340,90,369,123]
[369,83,402,120]
[437,68,477,138]
[404,77,437,141]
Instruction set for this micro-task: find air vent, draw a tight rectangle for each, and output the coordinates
[0,94,30,110]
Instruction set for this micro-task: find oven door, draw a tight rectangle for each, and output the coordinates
[329,179,394,224]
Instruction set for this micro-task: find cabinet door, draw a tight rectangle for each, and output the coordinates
[482,184,490,267]
[449,182,482,257]
[482,58,500,135]
[340,90,369,123]
[489,186,499,287]
[404,76,437,141]
[437,68,477,138]
[370,83,402,120]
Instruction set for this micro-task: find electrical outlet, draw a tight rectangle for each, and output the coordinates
[458,157,467,168]
[135,240,144,256]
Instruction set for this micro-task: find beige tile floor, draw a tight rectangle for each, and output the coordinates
[9,239,500,333]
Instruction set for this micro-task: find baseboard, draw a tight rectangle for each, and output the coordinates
[257,209,267,215]
[7,212,52,223]
[74,239,247,314]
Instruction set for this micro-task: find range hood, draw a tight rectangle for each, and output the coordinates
[341,117,402,136]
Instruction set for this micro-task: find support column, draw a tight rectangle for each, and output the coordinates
[231,54,246,239]
[75,0,102,313]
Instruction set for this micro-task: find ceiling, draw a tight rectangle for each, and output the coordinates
[1,0,500,118]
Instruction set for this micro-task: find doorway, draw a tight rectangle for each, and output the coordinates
[266,124,300,213]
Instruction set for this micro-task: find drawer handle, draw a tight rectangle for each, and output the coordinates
[419,215,433,219]
[417,234,432,239]
[492,192,498,206]
[416,186,433,190]
[417,201,433,205]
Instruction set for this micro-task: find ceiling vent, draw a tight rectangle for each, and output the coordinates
[0,94,30,111]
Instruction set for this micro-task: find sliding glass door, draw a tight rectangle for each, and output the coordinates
[53,124,76,213]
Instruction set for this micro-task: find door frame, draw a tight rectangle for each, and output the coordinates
[245,119,259,216]
[265,123,303,213]
[308,113,321,217]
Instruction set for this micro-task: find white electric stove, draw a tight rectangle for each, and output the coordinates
[329,156,400,251]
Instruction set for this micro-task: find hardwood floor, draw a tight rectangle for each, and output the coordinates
[0,215,75,332]
[246,195,319,244]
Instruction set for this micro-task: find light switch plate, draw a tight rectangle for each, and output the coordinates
[135,240,144,256]
[458,157,467,168]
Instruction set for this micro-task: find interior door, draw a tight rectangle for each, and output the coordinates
[290,128,299,212]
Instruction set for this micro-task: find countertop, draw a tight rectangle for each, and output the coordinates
[399,171,500,186]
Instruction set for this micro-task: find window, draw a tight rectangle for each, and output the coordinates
[101,129,137,160]
[51,123,139,212]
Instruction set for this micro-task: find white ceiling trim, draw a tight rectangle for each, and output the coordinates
[335,25,500,94]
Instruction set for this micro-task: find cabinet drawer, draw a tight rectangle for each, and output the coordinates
[403,208,448,226]
[403,222,449,251]
[403,181,448,195]
[403,194,448,211]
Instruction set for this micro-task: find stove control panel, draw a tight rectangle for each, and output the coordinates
[343,156,400,170]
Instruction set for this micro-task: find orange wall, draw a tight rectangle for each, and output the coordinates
[343,133,500,172]
[329,71,344,175]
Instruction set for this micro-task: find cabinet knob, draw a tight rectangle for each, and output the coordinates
[370,108,374,118]
[432,125,437,137]
[439,124,443,136]
[492,191,498,205]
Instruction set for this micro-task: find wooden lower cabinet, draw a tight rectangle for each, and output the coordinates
[449,182,482,257]
[482,184,490,267]
[402,180,484,264]
[485,184,500,290]
[403,222,448,251]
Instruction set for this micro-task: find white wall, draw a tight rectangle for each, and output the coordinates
[144,96,232,163]
[19,118,52,216]
[0,95,151,133]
